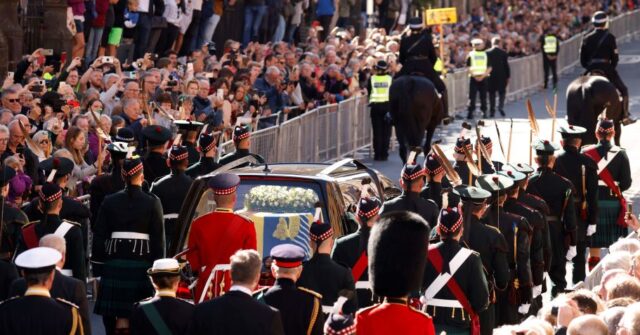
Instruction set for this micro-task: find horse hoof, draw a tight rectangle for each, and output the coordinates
[622,118,636,126]
[442,117,452,126]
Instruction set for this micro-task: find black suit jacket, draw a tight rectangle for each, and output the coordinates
[0,260,18,301]
[10,270,91,335]
[190,290,285,335]
[486,47,510,86]
[130,296,194,335]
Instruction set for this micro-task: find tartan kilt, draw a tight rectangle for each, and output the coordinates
[94,259,153,318]
[592,200,628,248]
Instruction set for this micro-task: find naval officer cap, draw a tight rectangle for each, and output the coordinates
[476,173,514,194]
[452,185,492,204]
[533,139,559,156]
[557,124,587,139]
[270,244,306,268]
[147,258,181,276]
[207,173,241,195]
[15,247,62,273]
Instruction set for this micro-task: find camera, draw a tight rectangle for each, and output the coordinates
[167,80,178,87]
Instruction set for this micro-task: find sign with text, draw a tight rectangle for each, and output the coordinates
[425,8,458,25]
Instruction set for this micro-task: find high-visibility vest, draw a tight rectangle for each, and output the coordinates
[369,75,392,103]
[434,57,444,73]
[468,51,488,77]
[543,35,558,54]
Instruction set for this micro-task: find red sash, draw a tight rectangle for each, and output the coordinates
[22,225,39,249]
[351,252,368,282]
[583,148,627,227]
[428,247,480,335]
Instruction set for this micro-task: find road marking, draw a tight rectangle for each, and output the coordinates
[618,55,640,64]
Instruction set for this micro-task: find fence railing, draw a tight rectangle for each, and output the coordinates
[221,10,640,163]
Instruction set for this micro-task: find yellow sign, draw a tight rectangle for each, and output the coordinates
[424,7,458,25]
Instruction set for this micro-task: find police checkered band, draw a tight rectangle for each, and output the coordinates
[402,168,426,181]
[122,161,143,177]
[116,134,134,142]
[358,206,380,219]
[212,186,237,195]
[438,213,463,234]
[310,227,334,242]
[425,165,444,176]
[169,151,189,161]
[597,126,614,134]
[38,188,62,203]
[326,324,356,335]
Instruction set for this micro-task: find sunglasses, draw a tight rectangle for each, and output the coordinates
[39,140,50,145]
[7,99,19,103]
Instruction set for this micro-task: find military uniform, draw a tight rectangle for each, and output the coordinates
[0,260,18,301]
[477,136,503,174]
[186,132,221,178]
[142,125,172,183]
[0,201,28,261]
[219,125,263,167]
[174,120,205,167]
[421,153,447,208]
[540,32,559,89]
[452,137,477,185]
[382,163,438,227]
[262,244,324,335]
[423,207,489,335]
[151,145,194,252]
[553,125,599,283]
[367,61,393,161]
[526,140,577,296]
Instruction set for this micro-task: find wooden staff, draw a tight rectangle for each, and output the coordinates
[507,118,513,163]
[529,128,533,166]
[494,121,507,162]
[141,93,153,125]
[432,144,462,187]
[151,101,175,121]
[476,125,495,172]
[97,136,103,176]
[545,98,556,142]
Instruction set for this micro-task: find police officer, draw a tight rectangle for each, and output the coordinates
[261,244,324,335]
[499,166,547,316]
[381,161,438,227]
[580,11,634,125]
[186,132,221,178]
[367,60,393,161]
[142,125,172,183]
[355,212,436,334]
[298,223,356,314]
[151,145,194,252]
[93,155,165,334]
[553,125,599,284]
[467,38,492,119]
[477,174,532,325]
[174,120,205,166]
[332,196,381,309]
[16,181,86,282]
[397,17,448,117]
[421,153,447,208]
[130,259,194,335]
[526,139,577,296]
[0,166,28,261]
[582,119,632,269]
[219,125,264,166]
[423,207,489,335]
[486,36,510,117]
[541,27,559,90]
[0,247,84,335]
[454,185,509,335]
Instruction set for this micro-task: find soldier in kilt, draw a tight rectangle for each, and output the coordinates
[92,154,165,335]
[582,119,632,268]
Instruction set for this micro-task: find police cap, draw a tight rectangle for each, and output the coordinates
[115,127,135,143]
[408,17,424,30]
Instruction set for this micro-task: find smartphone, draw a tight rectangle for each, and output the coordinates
[187,63,194,73]
[16,145,24,155]
[204,72,215,79]
[60,51,67,64]
[216,89,224,100]
[42,49,54,56]
[38,80,46,86]
[103,56,114,63]
[627,203,633,219]
[7,72,14,81]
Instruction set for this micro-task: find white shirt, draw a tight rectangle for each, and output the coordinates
[138,0,151,13]
[192,0,203,11]
[229,285,253,296]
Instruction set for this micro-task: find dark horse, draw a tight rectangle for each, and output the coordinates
[566,74,623,145]
[389,75,445,163]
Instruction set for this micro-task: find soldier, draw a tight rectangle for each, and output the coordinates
[466,38,492,120]
[381,162,438,227]
[186,173,257,302]
[89,142,129,229]
[93,155,165,334]
[298,222,356,314]
[582,119,632,268]
[130,259,194,335]
[367,60,393,161]
[421,153,447,208]
[453,137,476,186]
[332,196,381,309]
[540,26,560,90]
[476,135,503,174]
[0,166,28,261]
[16,182,86,281]
[151,145,194,252]
[174,120,204,166]
[355,211,435,334]
[397,17,448,116]
[423,207,489,335]
[526,139,578,296]
[553,125,599,284]
[219,125,263,166]
[454,185,509,335]
[185,132,221,179]
[499,166,547,316]
[477,174,532,325]
[261,244,324,335]
[580,11,634,124]
[0,247,84,335]
[114,127,136,146]
[142,125,172,183]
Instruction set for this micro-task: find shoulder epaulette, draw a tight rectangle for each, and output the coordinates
[298,286,323,299]
[252,286,269,297]
[236,213,254,223]
[356,303,379,316]
[177,297,194,305]
[0,296,20,305]
[62,219,81,227]
[22,221,38,229]
[56,297,79,309]
[408,304,433,318]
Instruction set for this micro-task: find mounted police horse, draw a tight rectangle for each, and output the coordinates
[389,75,446,163]
[566,73,623,145]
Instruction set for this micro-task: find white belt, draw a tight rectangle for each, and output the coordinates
[59,269,73,277]
[212,264,231,272]
[111,232,150,240]
[164,213,179,220]
[322,305,333,314]
[598,180,619,187]
[425,298,463,308]
[355,281,371,290]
